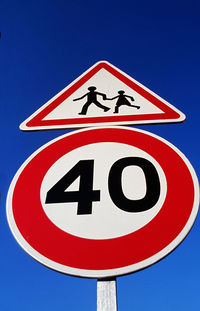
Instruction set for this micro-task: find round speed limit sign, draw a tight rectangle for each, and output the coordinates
[7,127,199,278]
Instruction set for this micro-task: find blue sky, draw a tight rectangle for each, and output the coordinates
[1,0,200,310]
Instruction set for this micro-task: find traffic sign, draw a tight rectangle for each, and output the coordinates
[20,61,185,131]
[7,127,199,278]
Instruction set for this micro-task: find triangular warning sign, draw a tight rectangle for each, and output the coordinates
[20,61,185,131]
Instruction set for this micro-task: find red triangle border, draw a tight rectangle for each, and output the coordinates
[21,61,185,130]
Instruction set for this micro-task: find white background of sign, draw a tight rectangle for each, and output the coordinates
[43,68,163,119]
[41,141,167,239]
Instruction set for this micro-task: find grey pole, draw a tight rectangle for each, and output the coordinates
[97,278,117,311]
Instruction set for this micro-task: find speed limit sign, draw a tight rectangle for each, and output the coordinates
[7,126,199,278]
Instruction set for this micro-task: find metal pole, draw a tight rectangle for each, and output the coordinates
[97,278,117,311]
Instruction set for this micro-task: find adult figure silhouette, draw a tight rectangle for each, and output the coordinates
[73,86,110,115]
[107,90,140,113]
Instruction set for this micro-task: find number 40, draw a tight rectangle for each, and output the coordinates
[45,157,160,215]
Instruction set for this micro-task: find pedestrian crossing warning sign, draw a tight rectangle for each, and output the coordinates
[20,61,185,131]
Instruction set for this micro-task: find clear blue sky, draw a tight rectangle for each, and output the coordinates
[1,0,200,310]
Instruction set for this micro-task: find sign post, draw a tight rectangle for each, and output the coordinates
[97,278,117,311]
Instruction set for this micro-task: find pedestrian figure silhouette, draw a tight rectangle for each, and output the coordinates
[73,86,110,115]
[107,90,140,113]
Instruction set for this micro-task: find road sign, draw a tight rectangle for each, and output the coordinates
[7,127,199,278]
[20,61,185,131]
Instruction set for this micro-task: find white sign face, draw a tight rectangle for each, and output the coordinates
[41,142,167,240]
[7,127,199,278]
[42,70,163,120]
[20,61,185,130]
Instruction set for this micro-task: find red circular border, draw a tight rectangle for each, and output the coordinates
[12,128,195,270]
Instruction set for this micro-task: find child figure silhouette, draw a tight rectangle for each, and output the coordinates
[107,90,140,113]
